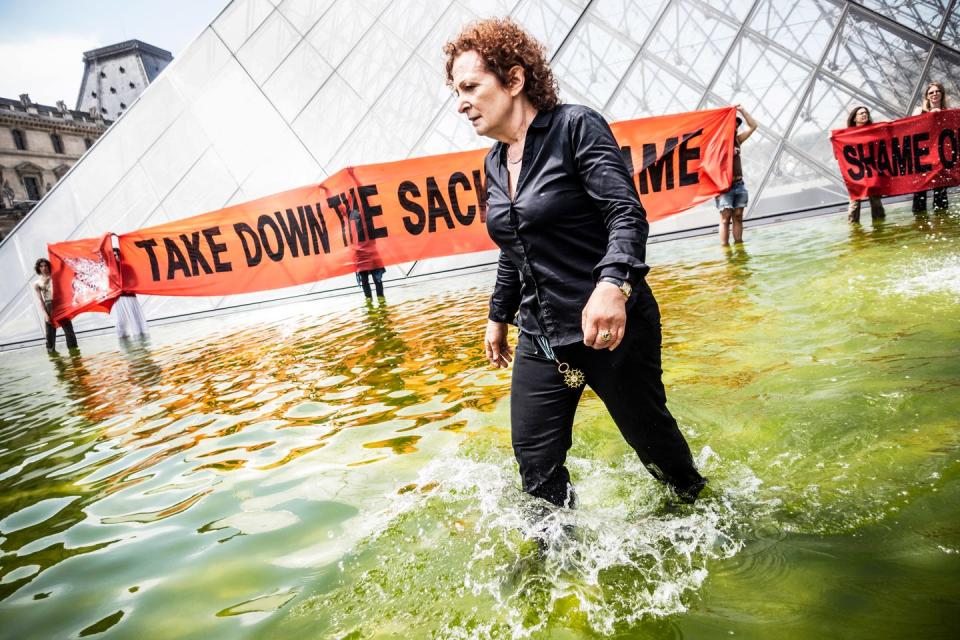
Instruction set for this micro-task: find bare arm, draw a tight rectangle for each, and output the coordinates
[33,282,50,322]
[736,105,758,144]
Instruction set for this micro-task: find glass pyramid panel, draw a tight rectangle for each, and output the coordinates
[5,0,960,345]
[645,0,740,87]
[710,32,815,135]
[941,3,960,51]
[607,54,705,119]
[822,6,930,111]
[747,0,844,64]
[789,76,899,170]
[750,145,849,216]
[553,13,639,108]
[857,0,948,39]
[590,0,670,47]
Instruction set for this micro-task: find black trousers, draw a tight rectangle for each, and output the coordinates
[913,188,948,212]
[510,293,704,507]
[356,268,385,298]
[44,301,77,350]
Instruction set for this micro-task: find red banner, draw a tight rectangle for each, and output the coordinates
[48,234,123,325]
[831,110,960,199]
[50,107,736,323]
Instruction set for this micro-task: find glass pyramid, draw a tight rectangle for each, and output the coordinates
[2,0,958,346]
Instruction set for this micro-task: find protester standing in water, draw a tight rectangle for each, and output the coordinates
[845,106,885,223]
[111,243,149,340]
[349,202,386,302]
[33,258,78,351]
[715,105,757,246]
[913,82,950,213]
[444,18,707,508]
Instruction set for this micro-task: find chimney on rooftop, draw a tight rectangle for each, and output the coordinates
[19,94,31,106]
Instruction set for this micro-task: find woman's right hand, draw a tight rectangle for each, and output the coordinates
[484,320,513,368]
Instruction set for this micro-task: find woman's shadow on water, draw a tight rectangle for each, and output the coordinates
[359,301,408,359]
[353,301,413,397]
[723,243,752,285]
[47,349,101,418]
[118,337,164,388]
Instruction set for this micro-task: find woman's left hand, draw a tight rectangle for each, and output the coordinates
[582,282,627,350]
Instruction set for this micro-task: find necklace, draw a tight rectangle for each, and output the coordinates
[506,141,524,165]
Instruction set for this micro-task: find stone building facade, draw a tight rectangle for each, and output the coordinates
[0,39,173,241]
[76,40,173,121]
[0,95,110,240]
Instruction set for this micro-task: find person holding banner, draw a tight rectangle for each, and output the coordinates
[33,258,78,351]
[348,204,387,301]
[715,105,757,246]
[445,18,706,509]
[913,82,950,214]
[845,106,885,223]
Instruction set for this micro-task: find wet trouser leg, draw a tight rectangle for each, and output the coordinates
[868,196,885,219]
[847,199,861,223]
[43,301,76,349]
[44,320,56,350]
[61,318,78,349]
[913,191,926,213]
[509,291,704,507]
[580,298,703,493]
[933,187,948,210]
[372,269,385,298]
[511,333,584,506]
[357,271,373,298]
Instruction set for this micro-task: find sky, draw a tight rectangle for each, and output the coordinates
[0,0,227,107]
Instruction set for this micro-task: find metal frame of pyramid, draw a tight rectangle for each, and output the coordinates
[2,0,958,347]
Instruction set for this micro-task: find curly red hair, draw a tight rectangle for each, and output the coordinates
[443,17,560,112]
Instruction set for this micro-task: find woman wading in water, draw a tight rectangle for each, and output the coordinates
[444,19,707,509]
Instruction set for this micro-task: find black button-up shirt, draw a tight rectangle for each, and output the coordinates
[485,104,650,347]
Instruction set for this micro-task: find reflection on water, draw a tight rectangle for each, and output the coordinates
[1,207,959,639]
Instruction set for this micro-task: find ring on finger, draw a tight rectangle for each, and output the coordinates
[599,330,612,343]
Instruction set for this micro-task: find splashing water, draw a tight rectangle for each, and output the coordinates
[1,206,958,638]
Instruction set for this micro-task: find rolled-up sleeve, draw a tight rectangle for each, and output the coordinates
[570,108,650,284]
[488,251,521,324]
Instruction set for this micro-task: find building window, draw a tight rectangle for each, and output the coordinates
[23,176,41,201]
[119,66,126,73]
[91,91,97,98]
[129,82,135,89]
[11,129,27,150]
[50,133,64,154]
[99,70,106,78]
[100,107,107,114]
[110,87,116,94]
[84,138,93,149]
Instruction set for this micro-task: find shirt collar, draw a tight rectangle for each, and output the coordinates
[529,108,554,130]
[495,109,555,162]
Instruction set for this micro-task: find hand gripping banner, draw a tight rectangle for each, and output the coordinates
[831,110,960,200]
[48,234,123,325]
[50,107,736,324]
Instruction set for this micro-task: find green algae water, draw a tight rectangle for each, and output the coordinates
[1,207,958,639]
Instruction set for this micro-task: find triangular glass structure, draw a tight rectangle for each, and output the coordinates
[3,0,959,346]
